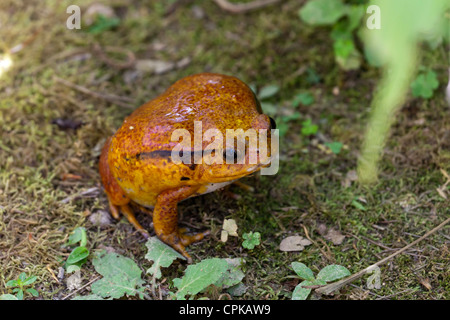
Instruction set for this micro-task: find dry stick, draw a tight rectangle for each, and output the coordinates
[315,217,450,295]
[54,77,135,109]
[213,0,281,14]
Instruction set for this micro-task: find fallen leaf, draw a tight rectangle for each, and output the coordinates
[221,219,238,242]
[418,277,432,291]
[279,236,312,252]
[342,170,358,188]
[317,223,345,245]
[324,229,345,245]
[135,59,175,74]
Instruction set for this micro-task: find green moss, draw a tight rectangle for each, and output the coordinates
[0,0,448,300]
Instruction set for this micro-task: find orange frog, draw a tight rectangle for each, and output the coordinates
[99,73,275,262]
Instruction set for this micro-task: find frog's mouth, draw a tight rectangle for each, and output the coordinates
[204,155,273,183]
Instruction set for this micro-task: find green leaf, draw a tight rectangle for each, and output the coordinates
[258,85,280,100]
[301,119,318,136]
[242,232,261,250]
[335,46,361,70]
[280,112,301,122]
[91,252,145,299]
[25,288,39,297]
[292,280,314,300]
[333,37,355,59]
[260,102,277,116]
[214,258,245,289]
[291,262,315,281]
[351,198,366,211]
[22,275,37,286]
[66,264,81,273]
[299,0,347,26]
[317,265,351,282]
[88,15,120,34]
[16,289,24,300]
[345,5,364,31]
[145,237,185,279]
[306,68,321,84]
[18,272,27,282]
[72,294,109,300]
[66,227,87,247]
[173,258,228,299]
[66,246,89,265]
[0,294,18,300]
[410,70,439,99]
[6,279,18,287]
[292,92,314,107]
[325,141,343,154]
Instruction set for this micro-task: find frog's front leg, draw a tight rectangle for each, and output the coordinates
[153,186,210,263]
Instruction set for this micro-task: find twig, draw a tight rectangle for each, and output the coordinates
[54,77,135,109]
[60,187,100,204]
[213,0,281,14]
[301,224,333,262]
[92,44,136,70]
[315,217,450,295]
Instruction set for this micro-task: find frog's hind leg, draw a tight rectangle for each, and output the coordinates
[153,186,210,263]
[119,204,150,238]
[99,136,149,238]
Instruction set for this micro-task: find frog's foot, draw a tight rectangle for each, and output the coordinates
[158,229,210,263]
[232,181,255,193]
[153,186,210,263]
[119,204,150,239]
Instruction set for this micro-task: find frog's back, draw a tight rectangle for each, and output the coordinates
[111,73,261,156]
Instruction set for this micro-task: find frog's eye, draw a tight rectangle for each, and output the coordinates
[269,117,276,129]
[223,148,239,163]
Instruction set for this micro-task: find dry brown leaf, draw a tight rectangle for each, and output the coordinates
[279,236,312,252]
[317,223,345,245]
[418,278,432,291]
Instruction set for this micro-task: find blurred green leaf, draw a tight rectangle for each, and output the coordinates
[351,198,366,211]
[325,141,343,154]
[260,102,277,116]
[258,85,280,100]
[292,92,315,107]
[410,70,439,99]
[0,294,18,300]
[22,275,37,286]
[301,119,318,136]
[299,0,347,25]
[25,288,39,297]
[88,15,120,34]
[345,5,365,31]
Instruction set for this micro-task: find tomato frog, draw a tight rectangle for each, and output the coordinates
[99,73,276,262]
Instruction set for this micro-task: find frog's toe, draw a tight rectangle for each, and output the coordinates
[179,229,210,246]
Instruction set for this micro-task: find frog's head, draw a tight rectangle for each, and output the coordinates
[195,110,277,184]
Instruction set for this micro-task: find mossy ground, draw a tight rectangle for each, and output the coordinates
[0,0,448,300]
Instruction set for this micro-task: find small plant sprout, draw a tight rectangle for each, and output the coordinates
[291,262,350,300]
[64,227,89,273]
[242,231,261,250]
[5,272,39,300]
